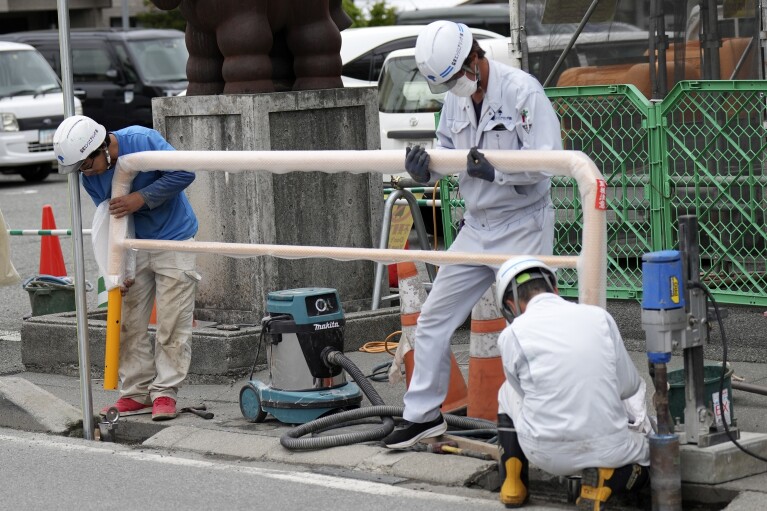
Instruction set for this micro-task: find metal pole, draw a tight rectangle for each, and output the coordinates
[121,0,130,30]
[542,0,601,87]
[57,0,95,441]
[507,0,522,69]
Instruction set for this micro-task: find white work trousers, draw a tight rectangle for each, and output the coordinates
[498,382,650,476]
[403,200,554,423]
[119,244,199,403]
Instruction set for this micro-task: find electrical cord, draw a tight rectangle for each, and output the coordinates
[357,331,400,355]
[688,281,767,463]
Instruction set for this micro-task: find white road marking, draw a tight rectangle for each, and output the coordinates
[0,433,494,506]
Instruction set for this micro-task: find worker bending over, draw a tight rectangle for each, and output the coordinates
[494,256,650,509]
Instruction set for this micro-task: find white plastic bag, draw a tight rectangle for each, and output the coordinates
[0,207,20,286]
[91,200,135,291]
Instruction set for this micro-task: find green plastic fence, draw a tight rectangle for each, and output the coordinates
[439,81,767,306]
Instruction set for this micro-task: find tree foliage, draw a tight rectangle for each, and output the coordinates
[343,0,397,28]
[136,1,186,31]
[135,0,396,31]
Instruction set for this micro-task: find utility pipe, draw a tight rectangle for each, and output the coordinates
[105,150,607,381]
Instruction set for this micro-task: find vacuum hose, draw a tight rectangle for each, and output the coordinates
[280,349,496,451]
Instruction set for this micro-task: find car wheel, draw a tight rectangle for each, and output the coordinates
[20,166,51,183]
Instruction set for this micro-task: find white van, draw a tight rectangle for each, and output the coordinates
[0,41,82,182]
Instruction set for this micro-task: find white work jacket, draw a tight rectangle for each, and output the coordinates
[497,293,649,474]
[433,59,563,230]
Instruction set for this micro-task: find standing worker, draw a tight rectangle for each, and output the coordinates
[383,20,562,448]
[53,115,199,421]
[494,256,650,509]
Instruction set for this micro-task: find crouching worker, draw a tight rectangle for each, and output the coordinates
[494,256,650,509]
[53,115,199,421]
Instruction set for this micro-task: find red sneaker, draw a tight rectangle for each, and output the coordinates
[152,396,178,421]
[100,397,151,416]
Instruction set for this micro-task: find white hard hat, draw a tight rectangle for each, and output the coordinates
[53,115,106,174]
[415,21,473,93]
[495,256,556,322]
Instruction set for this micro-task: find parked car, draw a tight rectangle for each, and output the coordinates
[0,41,82,182]
[0,29,188,131]
[341,25,504,87]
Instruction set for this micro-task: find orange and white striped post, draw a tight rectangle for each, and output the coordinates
[467,285,507,421]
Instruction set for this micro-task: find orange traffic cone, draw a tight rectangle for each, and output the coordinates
[467,285,507,422]
[388,240,409,288]
[148,299,196,327]
[396,260,468,414]
[39,205,67,277]
[149,301,157,324]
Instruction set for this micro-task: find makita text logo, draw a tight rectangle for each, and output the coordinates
[314,321,339,331]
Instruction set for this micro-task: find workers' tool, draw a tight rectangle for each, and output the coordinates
[180,404,214,420]
[414,440,493,460]
[439,444,494,460]
[97,407,120,442]
[239,288,362,425]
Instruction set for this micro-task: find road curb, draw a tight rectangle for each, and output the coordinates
[143,425,498,489]
[0,375,82,434]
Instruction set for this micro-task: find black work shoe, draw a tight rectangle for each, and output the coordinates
[383,415,447,449]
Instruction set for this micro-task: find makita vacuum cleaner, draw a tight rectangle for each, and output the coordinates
[239,287,363,424]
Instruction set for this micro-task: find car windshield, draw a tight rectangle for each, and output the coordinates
[127,37,188,82]
[0,50,60,98]
[378,55,445,114]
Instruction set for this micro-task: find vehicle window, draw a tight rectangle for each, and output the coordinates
[343,37,417,82]
[72,47,114,82]
[127,37,188,82]
[378,56,444,114]
[0,50,60,96]
[528,50,580,84]
[113,43,139,83]
[577,41,649,66]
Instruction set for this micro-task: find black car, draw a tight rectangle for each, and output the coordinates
[0,29,188,131]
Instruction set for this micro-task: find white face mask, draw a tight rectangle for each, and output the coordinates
[450,74,478,97]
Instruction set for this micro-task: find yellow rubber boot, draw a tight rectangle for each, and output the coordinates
[577,464,649,511]
[497,413,528,508]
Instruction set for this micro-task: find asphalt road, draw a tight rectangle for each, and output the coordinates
[1,172,99,332]
[0,427,525,511]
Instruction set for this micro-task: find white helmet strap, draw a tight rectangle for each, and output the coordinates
[104,134,112,168]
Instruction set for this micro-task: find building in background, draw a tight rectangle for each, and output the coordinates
[0,1,148,34]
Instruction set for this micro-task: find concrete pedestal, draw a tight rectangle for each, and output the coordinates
[680,432,767,484]
[152,88,383,324]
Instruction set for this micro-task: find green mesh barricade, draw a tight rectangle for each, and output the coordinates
[547,85,654,299]
[436,81,766,306]
[658,81,767,305]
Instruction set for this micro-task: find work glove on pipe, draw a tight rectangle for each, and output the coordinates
[404,145,431,184]
[466,147,496,182]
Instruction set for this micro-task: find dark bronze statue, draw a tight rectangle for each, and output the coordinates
[150,0,352,94]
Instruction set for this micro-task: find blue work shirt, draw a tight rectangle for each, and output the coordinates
[82,126,198,241]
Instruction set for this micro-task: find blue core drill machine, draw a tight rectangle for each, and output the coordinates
[641,215,740,511]
[239,287,363,424]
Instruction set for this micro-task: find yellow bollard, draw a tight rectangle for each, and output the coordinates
[103,288,122,390]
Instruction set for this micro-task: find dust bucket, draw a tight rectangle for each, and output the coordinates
[667,364,734,426]
[22,275,91,316]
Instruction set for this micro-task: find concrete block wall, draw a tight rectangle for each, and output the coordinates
[152,88,383,325]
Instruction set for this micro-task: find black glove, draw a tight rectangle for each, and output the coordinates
[466,147,495,182]
[405,145,431,184]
